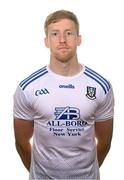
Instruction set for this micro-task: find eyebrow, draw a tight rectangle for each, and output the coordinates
[50,29,74,32]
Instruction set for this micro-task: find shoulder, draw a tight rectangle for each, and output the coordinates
[84,66,111,95]
[19,66,48,91]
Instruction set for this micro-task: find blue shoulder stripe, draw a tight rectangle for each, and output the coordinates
[84,66,110,94]
[20,66,47,87]
[19,66,48,90]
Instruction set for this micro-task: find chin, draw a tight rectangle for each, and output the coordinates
[55,54,73,63]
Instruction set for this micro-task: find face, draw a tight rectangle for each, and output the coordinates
[45,19,81,63]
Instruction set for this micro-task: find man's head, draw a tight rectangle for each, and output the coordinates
[44,10,79,36]
[44,10,81,63]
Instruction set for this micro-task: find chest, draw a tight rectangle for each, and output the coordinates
[31,81,99,121]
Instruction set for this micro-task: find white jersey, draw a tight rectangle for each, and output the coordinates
[14,65,114,179]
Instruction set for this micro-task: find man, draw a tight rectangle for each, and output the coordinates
[13,10,114,179]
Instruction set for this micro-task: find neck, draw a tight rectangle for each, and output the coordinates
[49,56,82,76]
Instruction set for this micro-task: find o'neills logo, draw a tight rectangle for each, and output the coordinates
[59,84,75,89]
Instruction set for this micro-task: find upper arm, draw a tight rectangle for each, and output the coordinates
[14,118,34,145]
[95,118,113,147]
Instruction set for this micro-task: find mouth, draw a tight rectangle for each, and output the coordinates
[58,46,69,50]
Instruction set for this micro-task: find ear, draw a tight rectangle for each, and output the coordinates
[44,37,49,48]
[77,35,82,46]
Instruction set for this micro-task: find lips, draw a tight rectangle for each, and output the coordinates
[58,46,69,50]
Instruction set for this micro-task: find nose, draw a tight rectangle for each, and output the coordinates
[59,33,66,43]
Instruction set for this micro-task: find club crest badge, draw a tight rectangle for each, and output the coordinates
[86,86,96,100]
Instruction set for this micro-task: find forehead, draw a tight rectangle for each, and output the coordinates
[47,19,76,31]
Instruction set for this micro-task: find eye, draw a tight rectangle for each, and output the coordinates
[66,31,73,36]
[51,32,59,36]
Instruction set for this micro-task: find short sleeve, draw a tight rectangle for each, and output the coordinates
[94,86,114,122]
[13,86,34,120]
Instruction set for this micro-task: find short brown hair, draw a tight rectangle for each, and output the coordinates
[44,10,79,36]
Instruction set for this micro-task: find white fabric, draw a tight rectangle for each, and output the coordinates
[13,65,114,179]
